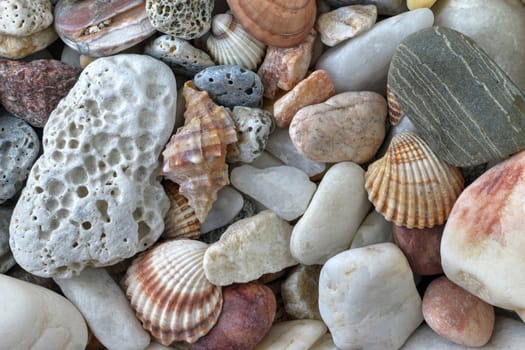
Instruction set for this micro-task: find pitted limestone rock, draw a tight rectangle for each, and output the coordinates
[9,54,177,278]
[0,0,53,37]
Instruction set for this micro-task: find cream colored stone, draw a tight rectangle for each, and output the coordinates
[310,333,340,350]
[0,26,57,59]
[281,265,322,320]
[253,320,327,350]
[316,5,377,46]
[408,0,437,9]
[0,0,53,36]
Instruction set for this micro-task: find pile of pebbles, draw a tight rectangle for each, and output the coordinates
[1,0,525,349]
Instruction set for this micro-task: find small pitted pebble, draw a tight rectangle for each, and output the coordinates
[194,65,264,108]
[146,0,214,39]
[0,0,53,37]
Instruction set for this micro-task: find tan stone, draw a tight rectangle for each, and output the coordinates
[407,0,437,10]
[281,265,322,320]
[273,70,335,128]
[0,26,58,59]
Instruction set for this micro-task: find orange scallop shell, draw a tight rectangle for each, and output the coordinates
[162,181,200,239]
[386,83,404,126]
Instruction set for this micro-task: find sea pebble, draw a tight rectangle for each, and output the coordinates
[0,25,58,59]
[319,243,423,350]
[281,264,322,320]
[388,26,525,167]
[0,0,53,37]
[0,274,88,350]
[54,268,150,350]
[316,5,377,47]
[441,149,525,320]
[61,45,82,68]
[0,207,15,273]
[257,29,317,99]
[249,151,284,169]
[273,70,336,128]
[316,8,434,93]
[227,106,275,163]
[203,210,297,286]
[291,162,371,265]
[408,0,437,9]
[0,113,39,204]
[325,0,406,15]
[230,165,317,221]
[194,65,263,108]
[393,224,443,275]
[192,282,276,350]
[9,54,177,278]
[422,276,495,347]
[310,333,339,350]
[6,264,60,292]
[253,320,327,350]
[350,209,393,249]
[289,91,387,163]
[0,59,81,127]
[144,35,215,77]
[265,128,326,177]
[201,186,244,234]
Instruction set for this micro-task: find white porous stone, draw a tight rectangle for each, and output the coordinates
[291,162,371,265]
[319,243,423,350]
[54,268,150,350]
[9,54,177,278]
[0,0,53,37]
[0,207,15,273]
[253,320,327,350]
[0,274,88,350]
[316,8,434,93]
[350,209,393,249]
[201,186,244,234]
[265,127,326,177]
[230,165,317,221]
[203,210,297,286]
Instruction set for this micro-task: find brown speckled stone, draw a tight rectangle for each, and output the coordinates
[0,59,81,127]
[192,282,276,350]
[422,276,495,347]
[393,224,443,275]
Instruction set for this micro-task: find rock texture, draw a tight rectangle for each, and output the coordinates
[0,207,15,273]
[9,54,177,278]
[0,0,53,36]
[253,320,327,350]
[0,26,58,59]
[388,26,525,167]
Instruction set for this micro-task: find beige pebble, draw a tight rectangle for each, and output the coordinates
[408,0,438,10]
[253,320,327,350]
[281,264,322,320]
[0,26,58,59]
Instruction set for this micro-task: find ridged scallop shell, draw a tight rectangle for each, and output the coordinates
[386,84,403,126]
[206,12,266,71]
[162,181,200,239]
[365,131,464,229]
[161,81,238,223]
[227,0,317,47]
[123,239,223,345]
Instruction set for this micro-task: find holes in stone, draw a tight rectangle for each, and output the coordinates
[107,148,120,165]
[32,215,37,221]
[132,207,143,220]
[110,188,120,198]
[98,161,106,171]
[77,186,89,198]
[72,241,79,248]
[133,166,147,182]
[45,198,59,212]
[84,155,97,174]
[208,78,214,82]
[68,139,79,148]
[48,180,66,196]
[138,221,151,241]
[49,219,59,230]
[35,186,44,194]
[245,88,253,95]
[81,144,90,153]
[96,200,110,223]
[56,209,69,219]
[51,151,64,162]
[81,222,92,230]
[57,139,66,149]
[68,166,88,185]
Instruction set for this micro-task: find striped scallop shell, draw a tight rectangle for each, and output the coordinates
[365,131,464,229]
[386,84,403,126]
[162,181,200,239]
[206,12,266,71]
[123,239,222,345]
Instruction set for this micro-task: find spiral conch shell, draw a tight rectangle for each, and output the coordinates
[123,239,223,345]
[365,131,464,229]
[162,81,238,223]
[162,181,200,239]
[206,12,266,70]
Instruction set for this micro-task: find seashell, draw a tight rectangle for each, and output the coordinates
[123,239,223,345]
[386,83,404,126]
[162,81,238,223]
[226,0,317,48]
[365,131,464,229]
[162,181,201,239]
[206,12,266,71]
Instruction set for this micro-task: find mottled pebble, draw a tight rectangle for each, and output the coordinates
[253,320,327,350]
[281,264,322,320]
[350,209,393,249]
[0,26,58,59]
[200,186,243,234]
[0,207,15,273]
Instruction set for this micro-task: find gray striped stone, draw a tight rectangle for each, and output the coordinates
[388,27,525,167]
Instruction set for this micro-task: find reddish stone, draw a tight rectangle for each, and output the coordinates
[192,282,276,350]
[422,276,495,347]
[393,224,443,275]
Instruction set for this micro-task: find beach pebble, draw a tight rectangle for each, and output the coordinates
[194,65,263,108]
[433,0,525,91]
[319,243,423,350]
[0,59,81,127]
[325,0,406,15]
[265,128,326,177]
[350,210,393,249]
[201,186,244,234]
[9,54,177,278]
[258,29,316,98]
[273,70,335,128]
[192,282,275,350]
[144,35,215,77]
[281,264,322,320]
[393,224,443,275]
[6,264,60,292]
[0,0,53,37]
[54,268,150,350]
[388,26,525,167]
[0,26,57,59]
[408,0,437,9]
[0,114,39,204]
[290,91,387,163]
[253,320,327,350]
[291,162,371,265]
[316,5,377,47]
[441,149,525,320]
[204,210,297,286]
[0,207,15,273]
[309,333,340,350]
[230,165,316,221]
[422,276,495,347]
[317,8,434,93]
[249,151,284,169]
[0,274,88,350]
[227,106,275,163]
